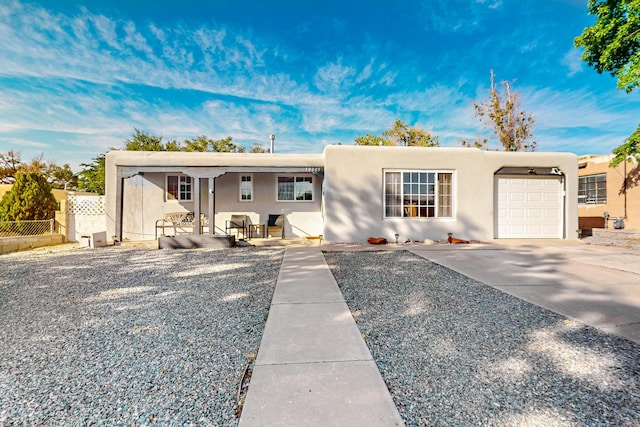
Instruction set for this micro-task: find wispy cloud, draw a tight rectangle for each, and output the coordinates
[562,48,584,76]
[418,0,502,33]
[0,0,637,168]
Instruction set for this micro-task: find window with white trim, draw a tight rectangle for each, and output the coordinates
[384,171,453,218]
[277,176,314,201]
[166,175,192,201]
[240,175,253,201]
[578,173,606,204]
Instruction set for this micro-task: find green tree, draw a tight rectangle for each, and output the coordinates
[384,119,439,147]
[183,135,211,152]
[355,120,439,147]
[0,151,78,188]
[183,135,245,152]
[473,70,536,152]
[48,163,78,190]
[575,0,639,165]
[125,128,166,151]
[210,136,245,152]
[354,133,392,146]
[165,139,183,151]
[78,154,106,194]
[0,172,58,222]
[610,123,640,166]
[250,143,269,153]
[574,0,640,93]
[0,150,23,183]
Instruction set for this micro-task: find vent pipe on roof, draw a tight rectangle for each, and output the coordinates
[269,134,275,154]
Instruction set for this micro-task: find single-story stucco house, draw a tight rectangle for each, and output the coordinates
[105,145,578,244]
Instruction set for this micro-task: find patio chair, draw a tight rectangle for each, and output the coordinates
[226,214,247,239]
[266,214,285,239]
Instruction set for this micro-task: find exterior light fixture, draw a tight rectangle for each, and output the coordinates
[395,233,399,244]
[269,134,275,154]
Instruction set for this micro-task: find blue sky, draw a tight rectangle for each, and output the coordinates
[1,0,639,170]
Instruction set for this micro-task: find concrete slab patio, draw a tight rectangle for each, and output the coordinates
[239,247,403,426]
[409,240,640,345]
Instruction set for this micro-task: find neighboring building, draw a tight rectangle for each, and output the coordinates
[105,146,578,244]
[578,154,640,231]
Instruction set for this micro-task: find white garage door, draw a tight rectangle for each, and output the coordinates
[495,176,563,238]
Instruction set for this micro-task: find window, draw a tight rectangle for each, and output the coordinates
[166,175,192,201]
[240,175,253,201]
[277,176,314,201]
[578,173,606,204]
[384,170,453,218]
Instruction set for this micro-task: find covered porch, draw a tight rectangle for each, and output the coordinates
[105,151,325,244]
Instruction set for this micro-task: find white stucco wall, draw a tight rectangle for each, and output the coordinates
[105,148,578,243]
[322,145,578,243]
[212,172,322,237]
[105,149,324,241]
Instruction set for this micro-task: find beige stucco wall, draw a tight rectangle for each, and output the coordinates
[106,148,578,243]
[213,172,322,237]
[105,151,324,241]
[322,145,578,243]
[578,154,640,230]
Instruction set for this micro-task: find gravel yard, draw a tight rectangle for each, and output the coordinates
[325,250,640,427]
[0,246,283,426]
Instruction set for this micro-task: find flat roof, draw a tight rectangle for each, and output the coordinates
[107,150,325,168]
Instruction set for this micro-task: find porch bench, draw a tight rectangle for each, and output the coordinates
[155,212,208,239]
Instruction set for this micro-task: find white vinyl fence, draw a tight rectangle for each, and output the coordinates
[67,195,107,244]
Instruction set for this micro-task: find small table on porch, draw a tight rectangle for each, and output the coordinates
[249,224,265,239]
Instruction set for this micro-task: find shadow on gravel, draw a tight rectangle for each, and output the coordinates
[325,250,640,427]
[0,246,284,426]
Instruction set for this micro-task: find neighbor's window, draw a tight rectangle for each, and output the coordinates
[277,176,313,201]
[240,175,253,201]
[384,170,453,218]
[578,173,606,204]
[166,175,192,201]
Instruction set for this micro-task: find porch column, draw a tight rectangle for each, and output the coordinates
[115,175,124,242]
[208,177,215,235]
[193,177,201,235]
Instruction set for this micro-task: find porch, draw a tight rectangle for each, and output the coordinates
[105,151,325,244]
[119,235,323,249]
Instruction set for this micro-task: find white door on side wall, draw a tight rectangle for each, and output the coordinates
[495,176,563,238]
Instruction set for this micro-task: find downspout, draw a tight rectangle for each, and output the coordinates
[118,177,125,242]
[562,173,567,238]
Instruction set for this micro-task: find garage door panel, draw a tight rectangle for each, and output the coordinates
[510,192,525,202]
[510,208,525,218]
[544,209,559,218]
[528,209,542,219]
[527,192,542,202]
[496,176,563,238]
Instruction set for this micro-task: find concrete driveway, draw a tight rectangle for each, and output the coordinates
[409,240,640,345]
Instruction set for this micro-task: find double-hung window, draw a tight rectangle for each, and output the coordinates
[277,176,313,201]
[384,170,453,218]
[578,174,606,204]
[166,175,192,201]
[240,175,253,201]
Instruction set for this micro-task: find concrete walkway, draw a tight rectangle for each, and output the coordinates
[409,241,640,345]
[239,247,404,426]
